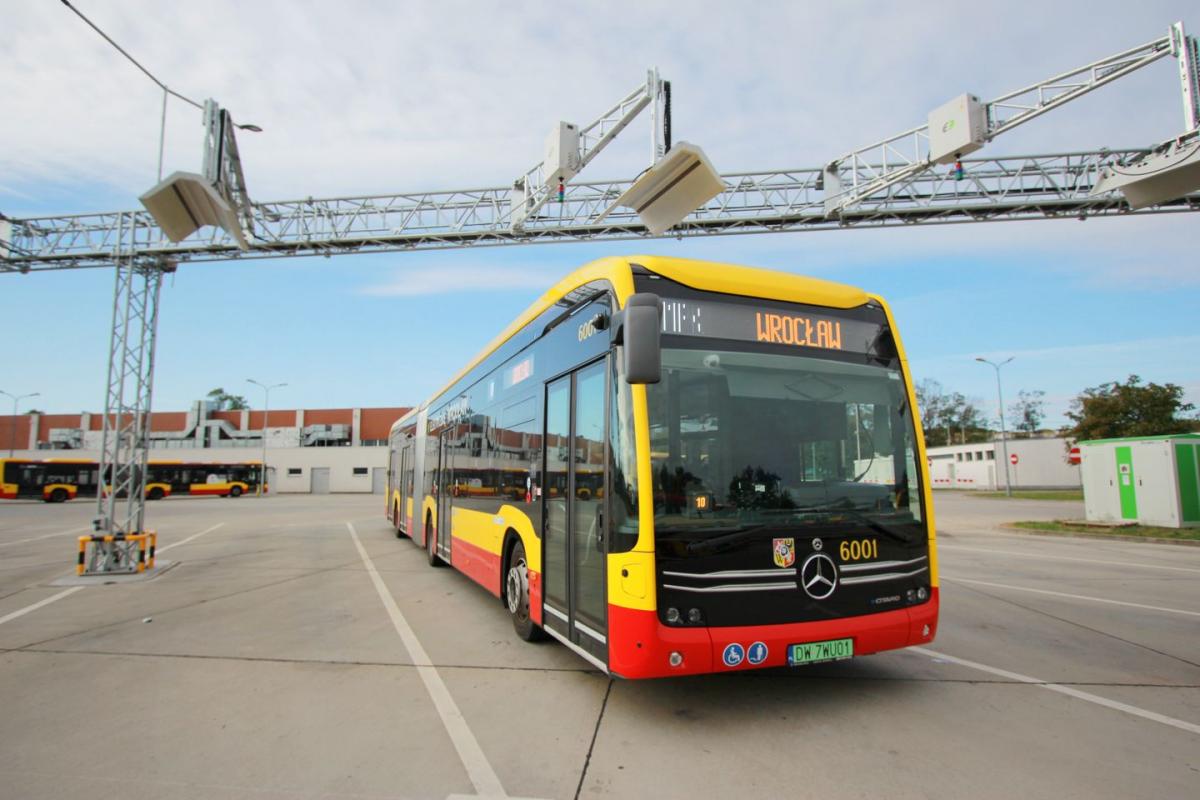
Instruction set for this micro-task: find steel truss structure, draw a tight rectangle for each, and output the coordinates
[3,148,1197,273]
[88,223,171,562]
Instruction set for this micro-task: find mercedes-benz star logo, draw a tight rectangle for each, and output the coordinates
[800,552,838,600]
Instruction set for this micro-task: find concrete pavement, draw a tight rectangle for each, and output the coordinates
[0,491,1195,799]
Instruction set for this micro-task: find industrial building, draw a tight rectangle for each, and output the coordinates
[927,437,1080,491]
[1,399,409,494]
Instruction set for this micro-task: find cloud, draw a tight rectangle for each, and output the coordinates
[358,263,560,297]
[3,1,1195,214]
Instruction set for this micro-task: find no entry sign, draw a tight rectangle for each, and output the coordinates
[1010,453,1019,465]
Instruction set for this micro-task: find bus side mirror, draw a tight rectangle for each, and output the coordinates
[616,293,661,384]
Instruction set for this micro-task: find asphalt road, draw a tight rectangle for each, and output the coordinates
[0,491,1196,799]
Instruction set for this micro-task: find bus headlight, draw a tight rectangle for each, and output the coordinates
[687,608,703,624]
[666,607,681,625]
[916,586,928,601]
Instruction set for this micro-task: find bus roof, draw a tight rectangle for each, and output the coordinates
[390,255,871,435]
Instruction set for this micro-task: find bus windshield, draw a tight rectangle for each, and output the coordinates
[648,346,924,538]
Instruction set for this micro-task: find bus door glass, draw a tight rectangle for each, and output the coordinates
[542,358,609,664]
[436,432,453,560]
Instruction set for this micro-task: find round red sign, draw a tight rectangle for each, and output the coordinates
[1010,453,1019,465]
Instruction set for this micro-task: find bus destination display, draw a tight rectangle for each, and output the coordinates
[659,298,882,354]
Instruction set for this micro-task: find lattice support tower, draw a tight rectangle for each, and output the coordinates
[88,216,173,573]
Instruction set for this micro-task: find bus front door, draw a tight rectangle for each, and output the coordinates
[542,359,608,667]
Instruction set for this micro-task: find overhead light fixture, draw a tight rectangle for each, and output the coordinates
[613,142,724,235]
[1090,134,1200,209]
[139,171,249,250]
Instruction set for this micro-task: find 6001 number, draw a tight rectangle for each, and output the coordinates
[839,539,878,562]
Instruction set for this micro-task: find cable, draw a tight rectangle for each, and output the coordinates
[59,0,202,110]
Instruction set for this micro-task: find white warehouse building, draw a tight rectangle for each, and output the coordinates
[927,437,1080,491]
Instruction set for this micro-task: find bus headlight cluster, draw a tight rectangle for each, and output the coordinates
[665,607,705,626]
[905,586,930,604]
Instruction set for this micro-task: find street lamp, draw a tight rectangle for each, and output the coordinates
[975,357,1014,497]
[247,379,286,497]
[1,390,40,456]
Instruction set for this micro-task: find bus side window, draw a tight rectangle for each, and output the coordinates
[608,358,639,552]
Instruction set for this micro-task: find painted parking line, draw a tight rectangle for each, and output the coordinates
[939,545,1200,574]
[944,576,1200,618]
[0,526,92,548]
[158,523,226,553]
[348,521,525,800]
[916,647,1200,736]
[0,522,225,629]
[0,587,85,627]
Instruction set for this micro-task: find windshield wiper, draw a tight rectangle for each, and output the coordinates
[671,523,768,555]
[794,502,916,544]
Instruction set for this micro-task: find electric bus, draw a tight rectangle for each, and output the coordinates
[0,458,262,501]
[386,255,938,678]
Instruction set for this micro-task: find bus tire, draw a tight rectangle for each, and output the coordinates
[49,488,68,503]
[505,539,545,642]
[148,487,165,501]
[425,514,443,567]
[394,501,408,539]
[230,485,243,498]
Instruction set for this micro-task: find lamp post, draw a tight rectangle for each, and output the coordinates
[247,380,286,497]
[1,390,40,457]
[975,357,1014,496]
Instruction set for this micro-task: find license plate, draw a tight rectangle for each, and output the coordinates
[787,637,854,666]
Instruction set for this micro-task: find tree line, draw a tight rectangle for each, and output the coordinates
[916,375,1197,447]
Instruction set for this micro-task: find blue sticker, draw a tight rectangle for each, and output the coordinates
[722,643,745,667]
[747,641,769,665]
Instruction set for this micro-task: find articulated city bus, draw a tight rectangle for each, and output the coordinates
[0,458,262,501]
[386,255,938,678]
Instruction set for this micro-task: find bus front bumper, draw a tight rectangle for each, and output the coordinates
[608,587,939,679]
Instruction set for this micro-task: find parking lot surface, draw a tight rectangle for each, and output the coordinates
[0,491,1196,799]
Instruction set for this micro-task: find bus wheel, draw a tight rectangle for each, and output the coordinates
[148,487,165,501]
[394,502,408,539]
[425,515,443,568]
[230,485,243,498]
[505,540,544,641]
[49,488,68,503]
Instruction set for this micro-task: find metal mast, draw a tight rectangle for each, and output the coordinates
[89,218,173,569]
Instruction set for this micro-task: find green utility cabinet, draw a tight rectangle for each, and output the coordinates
[1079,434,1200,528]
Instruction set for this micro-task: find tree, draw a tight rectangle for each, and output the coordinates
[914,379,990,445]
[207,387,249,411]
[914,379,947,437]
[1065,375,1197,441]
[1009,390,1046,436]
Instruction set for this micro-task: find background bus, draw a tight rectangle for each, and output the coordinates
[388,255,938,678]
[0,458,262,501]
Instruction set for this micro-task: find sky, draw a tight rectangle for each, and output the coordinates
[2,0,1198,428]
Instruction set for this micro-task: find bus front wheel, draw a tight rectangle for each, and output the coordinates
[48,488,68,503]
[505,540,545,642]
[230,485,243,498]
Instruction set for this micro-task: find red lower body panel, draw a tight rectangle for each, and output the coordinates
[450,536,502,597]
[608,588,939,678]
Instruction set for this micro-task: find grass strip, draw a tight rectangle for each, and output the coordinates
[1011,520,1200,542]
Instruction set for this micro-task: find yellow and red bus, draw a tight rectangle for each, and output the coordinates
[386,255,938,678]
[0,458,262,501]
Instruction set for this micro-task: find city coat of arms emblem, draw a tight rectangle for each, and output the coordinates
[773,537,795,568]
